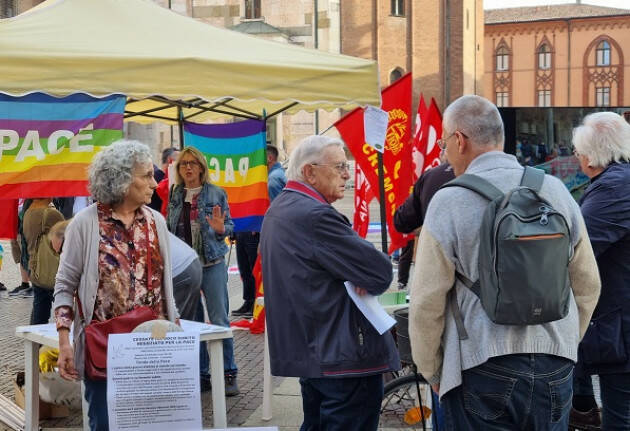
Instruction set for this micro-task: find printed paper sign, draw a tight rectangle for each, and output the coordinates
[363,106,389,153]
[107,332,201,431]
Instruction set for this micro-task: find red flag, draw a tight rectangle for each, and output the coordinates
[418,98,443,173]
[412,95,428,180]
[335,73,414,254]
[352,165,374,238]
[230,254,265,333]
[0,199,19,239]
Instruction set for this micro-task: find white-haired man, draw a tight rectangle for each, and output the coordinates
[260,135,399,430]
[409,95,601,429]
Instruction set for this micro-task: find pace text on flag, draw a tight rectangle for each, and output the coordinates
[0,93,125,199]
[183,120,269,232]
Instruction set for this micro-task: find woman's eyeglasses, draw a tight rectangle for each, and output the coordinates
[179,160,200,168]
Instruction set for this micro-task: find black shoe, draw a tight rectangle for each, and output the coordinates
[8,284,29,296]
[225,375,240,397]
[397,282,407,290]
[569,407,601,430]
[200,376,212,393]
[0,282,6,291]
[20,287,34,298]
[232,301,254,317]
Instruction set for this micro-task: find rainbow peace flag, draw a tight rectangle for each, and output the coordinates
[184,119,269,232]
[0,93,125,199]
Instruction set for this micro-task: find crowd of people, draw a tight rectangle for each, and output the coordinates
[0,94,628,431]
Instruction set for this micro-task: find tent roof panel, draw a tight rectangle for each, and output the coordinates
[0,0,381,117]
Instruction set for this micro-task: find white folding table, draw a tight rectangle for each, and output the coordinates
[15,320,233,430]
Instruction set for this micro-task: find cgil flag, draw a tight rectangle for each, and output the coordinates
[416,98,443,174]
[0,93,125,199]
[352,165,375,238]
[411,94,428,179]
[335,73,415,254]
[183,120,270,232]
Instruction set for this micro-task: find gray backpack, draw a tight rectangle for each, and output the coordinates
[442,167,572,326]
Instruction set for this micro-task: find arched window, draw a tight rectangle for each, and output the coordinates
[496,46,509,71]
[596,41,611,66]
[538,44,551,70]
[390,68,404,84]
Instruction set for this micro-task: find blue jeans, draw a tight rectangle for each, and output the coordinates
[235,232,259,303]
[200,260,237,375]
[299,374,383,431]
[441,354,574,430]
[83,378,108,431]
[599,373,630,430]
[30,285,54,325]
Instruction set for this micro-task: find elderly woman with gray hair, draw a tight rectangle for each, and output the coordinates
[570,112,630,430]
[53,140,178,431]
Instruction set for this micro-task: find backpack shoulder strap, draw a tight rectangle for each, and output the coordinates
[520,166,545,191]
[441,174,504,202]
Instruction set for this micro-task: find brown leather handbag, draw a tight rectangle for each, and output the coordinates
[79,219,158,381]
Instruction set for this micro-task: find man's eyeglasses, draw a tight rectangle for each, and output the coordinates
[437,131,468,150]
[179,160,200,168]
[311,162,351,174]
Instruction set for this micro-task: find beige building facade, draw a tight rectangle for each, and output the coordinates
[485,4,630,108]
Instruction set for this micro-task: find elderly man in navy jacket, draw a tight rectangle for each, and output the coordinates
[260,135,399,431]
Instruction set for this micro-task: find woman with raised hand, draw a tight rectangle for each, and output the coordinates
[166,147,239,396]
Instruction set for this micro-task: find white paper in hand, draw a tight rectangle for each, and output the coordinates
[363,106,389,153]
[344,281,396,335]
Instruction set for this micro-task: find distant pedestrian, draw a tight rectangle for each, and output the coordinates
[260,135,399,431]
[570,112,630,430]
[409,95,601,430]
[22,198,64,323]
[8,199,33,297]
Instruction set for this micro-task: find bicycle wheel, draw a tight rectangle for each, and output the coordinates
[379,374,434,430]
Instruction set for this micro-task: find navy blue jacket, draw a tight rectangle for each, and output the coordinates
[579,162,630,374]
[260,181,400,378]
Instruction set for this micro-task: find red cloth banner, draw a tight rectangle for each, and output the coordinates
[352,165,375,238]
[335,73,414,254]
[0,199,18,239]
[417,98,443,174]
[230,254,265,333]
[412,94,428,180]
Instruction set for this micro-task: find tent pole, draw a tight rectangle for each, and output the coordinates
[178,107,185,150]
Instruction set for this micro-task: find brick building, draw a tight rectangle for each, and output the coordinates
[484,4,630,108]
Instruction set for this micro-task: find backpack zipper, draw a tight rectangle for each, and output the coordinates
[492,209,562,275]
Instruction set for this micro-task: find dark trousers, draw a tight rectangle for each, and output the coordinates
[441,354,573,431]
[574,369,630,430]
[299,374,383,431]
[599,373,630,430]
[83,377,108,431]
[397,239,415,286]
[30,285,54,325]
[235,231,259,303]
